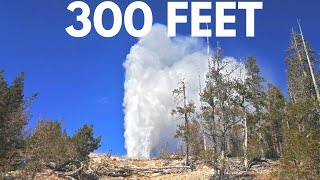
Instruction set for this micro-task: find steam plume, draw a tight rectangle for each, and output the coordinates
[123,24,242,159]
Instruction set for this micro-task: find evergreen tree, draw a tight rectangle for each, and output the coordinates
[274,99,320,179]
[26,118,102,175]
[201,46,242,178]
[286,32,319,102]
[0,71,35,172]
[243,56,266,160]
[274,29,320,179]
[263,84,286,158]
[171,79,196,166]
[26,118,73,169]
[71,124,102,161]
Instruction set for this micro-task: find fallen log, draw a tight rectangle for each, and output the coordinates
[96,165,191,177]
[64,161,83,177]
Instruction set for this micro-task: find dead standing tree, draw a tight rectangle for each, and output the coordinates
[297,20,320,102]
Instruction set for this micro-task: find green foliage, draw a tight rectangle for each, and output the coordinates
[25,118,101,171]
[200,46,242,156]
[272,32,320,179]
[70,124,102,161]
[261,84,286,158]
[198,149,219,166]
[25,118,76,171]
[171,79,197,165]
[273,99,320,179]
[286,32,319,102]
[274,130,320,179]
[243,56,269,159]
[0,71,101,178]
[198,148,230,179]
[175,119,204,157]
[0,71,35,173]
[244,56,265,106]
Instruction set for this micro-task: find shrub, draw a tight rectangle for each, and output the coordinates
[25,118,101,173]
[70,124,102,161]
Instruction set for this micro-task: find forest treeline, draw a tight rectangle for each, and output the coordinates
[1,27,320,180]
[0,71,101,178]
[171,30,320,179]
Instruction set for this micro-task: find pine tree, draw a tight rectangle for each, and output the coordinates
[274,28,320,179]
[0,71,34,172]
[201,45,242,178]
[71,124,102,161]
[263,84,285,158]
[286,32,319,102]
[243,56,266,160]
[171,79,196,166]
[26,118,102,175]
[234,56,266,169]
[275,99,320,179]
[297,21,320,101]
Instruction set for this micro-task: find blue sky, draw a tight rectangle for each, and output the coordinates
[0,0,319,155]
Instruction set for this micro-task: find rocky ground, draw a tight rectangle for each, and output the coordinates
[92,154,275,180]
[7,154,276,179]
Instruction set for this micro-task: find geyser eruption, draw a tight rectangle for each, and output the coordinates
[123,24,209,159]
[123,24,243,159]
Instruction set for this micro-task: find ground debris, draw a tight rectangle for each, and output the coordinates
[4,154,275,179]
[88,154,274,180]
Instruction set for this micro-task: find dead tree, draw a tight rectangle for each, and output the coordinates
[297,20,320,102]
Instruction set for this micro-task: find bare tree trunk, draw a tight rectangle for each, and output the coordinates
[279,141,283,157]
[243,110,248,170]
[219,150,225,180]
[297,20,320,101]
[292,28,307,77]
[182,82,189,166]
[198,74,207,152]
[240,63,248,170]
[258,132,264,158]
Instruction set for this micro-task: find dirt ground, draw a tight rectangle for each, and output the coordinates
[7,153,275,179]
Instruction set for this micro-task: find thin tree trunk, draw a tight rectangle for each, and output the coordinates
[258,132,264,158]
[182,82,189,166]
[279,141,283,157]
[297,20,320,101]
[292,28,307,77]
[243,110,248,170]
[240,63,248,170]
[198,74,207,151]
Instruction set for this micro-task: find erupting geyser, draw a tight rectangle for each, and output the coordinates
[123,24,244,159]
[123,24,208,159]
